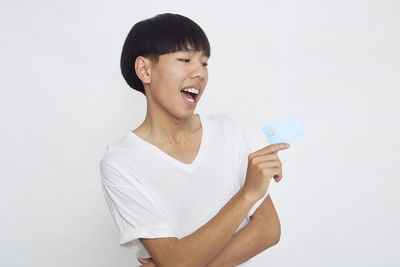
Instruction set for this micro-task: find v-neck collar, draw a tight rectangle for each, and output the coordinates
[128,113,208,172]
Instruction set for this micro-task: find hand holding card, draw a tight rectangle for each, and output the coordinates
[262,113,305,144]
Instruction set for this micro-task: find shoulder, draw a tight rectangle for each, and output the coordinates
[99,133,143,184]
[100,134,131,165]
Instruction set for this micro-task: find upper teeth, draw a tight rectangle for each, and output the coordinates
[181,88,199,94]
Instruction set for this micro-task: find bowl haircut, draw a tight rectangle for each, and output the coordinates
[120,13,211,96]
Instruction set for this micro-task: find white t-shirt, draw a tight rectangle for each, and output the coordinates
[99,113,270,265]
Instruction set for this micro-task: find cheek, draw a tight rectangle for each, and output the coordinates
[164,68,186,84]
[153,69,173,86]
[203,71,209,84]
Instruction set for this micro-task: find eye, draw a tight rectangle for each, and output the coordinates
[178,58,208,67]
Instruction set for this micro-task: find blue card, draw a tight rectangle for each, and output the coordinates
[262,113,305,144]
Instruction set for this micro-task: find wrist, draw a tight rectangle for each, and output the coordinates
[238,186,258,206]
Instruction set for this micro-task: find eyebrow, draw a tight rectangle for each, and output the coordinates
[180,48,208,58]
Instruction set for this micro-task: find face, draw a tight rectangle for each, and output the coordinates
[146,48,209,117]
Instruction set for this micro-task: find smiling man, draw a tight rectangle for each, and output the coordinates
[99,13,287,267]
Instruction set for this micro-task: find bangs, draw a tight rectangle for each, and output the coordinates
[147,14,210,57]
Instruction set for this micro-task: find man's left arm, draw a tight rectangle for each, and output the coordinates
[205,194,281,267]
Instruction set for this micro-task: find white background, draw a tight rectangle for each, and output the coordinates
[1,0,399,266]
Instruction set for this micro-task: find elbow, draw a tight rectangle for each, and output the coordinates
[271,223,281,246]
[263,222,281,248]
[251,215,281,248]
[271,228,281,245]
[276,215,282,240]
[269,212,281,246]
[270,218,281,245]
[260,229,280,250]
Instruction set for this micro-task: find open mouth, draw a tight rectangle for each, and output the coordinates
[180,89,199,103]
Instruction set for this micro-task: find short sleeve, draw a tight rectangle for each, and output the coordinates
[233,117,270,218]
[99,161,177,249]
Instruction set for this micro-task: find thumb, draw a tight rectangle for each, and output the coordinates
[138,257,152,263]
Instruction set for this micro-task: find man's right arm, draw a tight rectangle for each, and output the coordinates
[140,143,289,267]
[140,186,257,267]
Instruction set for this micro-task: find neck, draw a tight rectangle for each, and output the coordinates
[136,99,200,146]
[136,86,199,145]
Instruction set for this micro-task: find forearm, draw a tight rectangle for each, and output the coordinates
[170,187,257,267]
[205,216,279,267]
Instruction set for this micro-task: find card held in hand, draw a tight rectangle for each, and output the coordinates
[262,113,305,144]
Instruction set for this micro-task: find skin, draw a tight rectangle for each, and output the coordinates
[134,45,288,266]
[133,46,208,148]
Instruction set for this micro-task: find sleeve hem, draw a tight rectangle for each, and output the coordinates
[248,191,270,217]
[120,223,177,247]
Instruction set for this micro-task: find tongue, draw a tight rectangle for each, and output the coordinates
[181,90,194,99]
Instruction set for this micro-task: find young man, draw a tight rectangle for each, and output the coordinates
[100,13,289,267]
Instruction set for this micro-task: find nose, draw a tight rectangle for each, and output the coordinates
[190,59,207,81]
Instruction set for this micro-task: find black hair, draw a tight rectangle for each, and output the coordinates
[120,13,211,96]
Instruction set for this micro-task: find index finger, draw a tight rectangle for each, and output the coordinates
[254,143,290,155]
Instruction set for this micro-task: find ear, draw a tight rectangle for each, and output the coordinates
[135,56,152,85]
